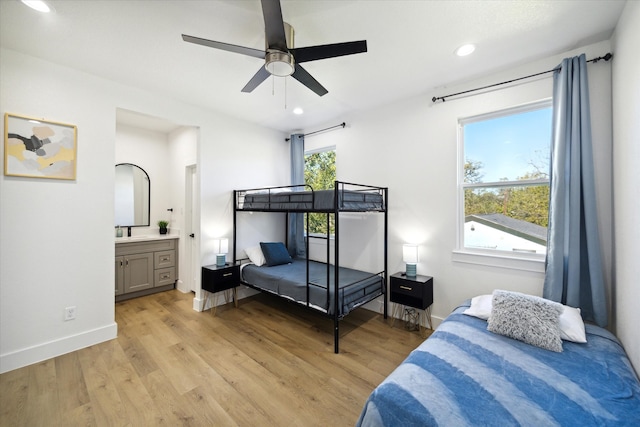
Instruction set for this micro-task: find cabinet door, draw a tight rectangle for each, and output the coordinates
[124,253,154,293]
[115,256,125,296]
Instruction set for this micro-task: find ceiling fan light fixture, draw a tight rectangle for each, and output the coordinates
[455,44,476,57]
[265,51,295,77]
[20,0,52,13]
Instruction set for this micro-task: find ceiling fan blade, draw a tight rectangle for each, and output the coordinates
[241,66,271,93]
[261,0,287,51]
[291,65,328,96]
[182,34,265,59]
[291,40,367,63]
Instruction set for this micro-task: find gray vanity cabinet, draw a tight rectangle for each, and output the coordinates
[115,237,178,301]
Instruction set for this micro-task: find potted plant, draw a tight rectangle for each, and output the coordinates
[157,220,169,235]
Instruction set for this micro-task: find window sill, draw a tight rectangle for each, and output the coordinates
[452,249,545,273]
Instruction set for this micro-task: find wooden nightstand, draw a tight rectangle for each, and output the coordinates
[389,272,433,334]
[201,263,240,314]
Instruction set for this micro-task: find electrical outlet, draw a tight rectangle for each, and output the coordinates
[64,306,76,321]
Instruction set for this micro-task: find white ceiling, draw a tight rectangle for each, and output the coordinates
[0,0,626,134]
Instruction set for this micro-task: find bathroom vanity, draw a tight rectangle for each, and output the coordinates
[115,235,178,301]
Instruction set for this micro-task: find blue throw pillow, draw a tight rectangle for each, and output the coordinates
[260,242,292,266]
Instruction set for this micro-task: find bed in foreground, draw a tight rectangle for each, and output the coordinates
[356,295,640,427]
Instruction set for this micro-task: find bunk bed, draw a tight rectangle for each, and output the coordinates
[233,181,388,353]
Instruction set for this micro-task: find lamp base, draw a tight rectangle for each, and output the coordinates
[216,254,226,267]
[405,263,417,277]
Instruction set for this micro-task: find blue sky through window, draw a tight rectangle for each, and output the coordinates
[465,107,552,183]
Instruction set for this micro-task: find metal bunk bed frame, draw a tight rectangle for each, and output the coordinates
[233,180,388,353]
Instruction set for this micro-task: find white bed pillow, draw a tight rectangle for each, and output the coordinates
[245,246,266,266]
[559,305,587,343]
[464,292,587,343]
[463,294,493,320]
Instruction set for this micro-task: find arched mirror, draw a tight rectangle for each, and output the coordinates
[115,163,150,227]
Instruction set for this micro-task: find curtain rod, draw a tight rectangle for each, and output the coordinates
[432,53,613,103]
[285,122,346,142]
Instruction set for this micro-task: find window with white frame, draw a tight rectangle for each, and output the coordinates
[459,101,551,256]
[304,146,336,235]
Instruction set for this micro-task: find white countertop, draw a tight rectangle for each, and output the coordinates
[115,234,179,244]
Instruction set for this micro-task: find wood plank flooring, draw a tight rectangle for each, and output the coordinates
[0,290,429,426]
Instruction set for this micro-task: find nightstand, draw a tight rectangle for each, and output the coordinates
[201,263,240,315]
[390,272,433,335]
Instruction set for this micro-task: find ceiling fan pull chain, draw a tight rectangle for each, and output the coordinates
[284,77,287,110]
[272,74,275,96]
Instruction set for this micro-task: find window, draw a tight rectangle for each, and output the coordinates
[304,147,336,235]
[459,101,551,257]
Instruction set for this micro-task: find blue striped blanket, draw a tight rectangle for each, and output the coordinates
[356,304,640,426]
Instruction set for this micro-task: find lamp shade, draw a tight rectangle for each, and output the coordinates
[402,244,418,264]
[214,238,229,255]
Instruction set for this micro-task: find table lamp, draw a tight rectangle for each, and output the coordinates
[214,238,229,267]
[403,244,418,277]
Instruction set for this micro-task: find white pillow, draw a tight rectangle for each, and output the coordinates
[244,246,266,266]
[559,305,587,343]
[463,292,587,343]
[463,294,492,320]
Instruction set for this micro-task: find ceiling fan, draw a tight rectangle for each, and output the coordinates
[182,0,367,96]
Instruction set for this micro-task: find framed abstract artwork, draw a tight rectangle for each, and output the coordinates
[4,113,77,180]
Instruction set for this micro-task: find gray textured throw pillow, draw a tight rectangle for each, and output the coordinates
[487,290,564,352]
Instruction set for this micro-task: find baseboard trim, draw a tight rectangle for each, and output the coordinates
[0,322,118,374]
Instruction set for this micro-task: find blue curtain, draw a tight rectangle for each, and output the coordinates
[543,54,607,326]
[288,133,306,257]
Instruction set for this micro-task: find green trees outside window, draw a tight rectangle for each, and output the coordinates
[305,149,336,235]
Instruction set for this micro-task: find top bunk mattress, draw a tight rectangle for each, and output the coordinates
[238,189,384,212]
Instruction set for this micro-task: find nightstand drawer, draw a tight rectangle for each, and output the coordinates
[392,281,422,298]
[390,273,433,310]
[202,264,240,293]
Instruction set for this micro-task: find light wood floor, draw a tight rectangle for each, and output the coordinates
[0,290,429,426]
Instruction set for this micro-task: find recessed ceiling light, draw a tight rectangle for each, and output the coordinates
[20,1,52,13]
[293,107,304,115]
[455,44,476,57]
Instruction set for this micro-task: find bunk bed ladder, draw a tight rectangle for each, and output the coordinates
[333,184,340,353]
[233,190,237,264]
[383,187,388,320]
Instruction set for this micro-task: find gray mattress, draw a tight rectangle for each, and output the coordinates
[240,189,384,212]
[241,259,384,316]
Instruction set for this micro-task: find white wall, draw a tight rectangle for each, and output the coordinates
[611,0,640,372]
[308,41,614,327]
[0,48,286,373]
[198,121,289,309]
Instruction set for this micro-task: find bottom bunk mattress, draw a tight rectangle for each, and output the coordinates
[357,301,640,427]
[241,259,383,316]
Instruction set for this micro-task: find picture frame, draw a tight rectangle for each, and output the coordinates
[4,113,77,180]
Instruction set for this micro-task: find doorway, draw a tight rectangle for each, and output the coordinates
[184,164,199,293]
